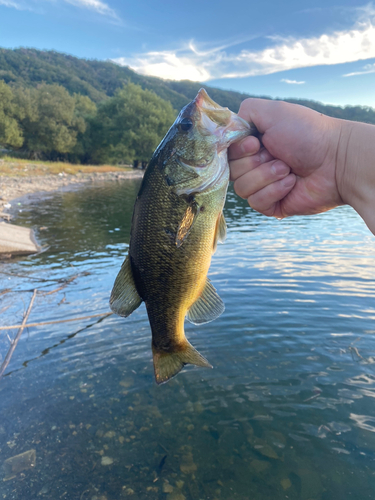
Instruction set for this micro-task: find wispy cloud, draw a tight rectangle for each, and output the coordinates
[114,6,375,81]
[343,62,375,77]
[281,79,305,84]
[0,0,33,10]
[64,0,118,19]
[0,0,120,20]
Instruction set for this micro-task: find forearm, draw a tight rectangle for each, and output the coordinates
[336,119,375,234]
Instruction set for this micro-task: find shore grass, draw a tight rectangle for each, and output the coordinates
[0,156,133,177]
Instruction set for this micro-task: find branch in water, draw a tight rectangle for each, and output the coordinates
[0,289,37,380]
[0,312,113,331]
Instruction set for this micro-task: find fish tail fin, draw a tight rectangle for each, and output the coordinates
[152,340,212,385]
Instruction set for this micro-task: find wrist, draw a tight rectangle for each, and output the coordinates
[336,118,375,232]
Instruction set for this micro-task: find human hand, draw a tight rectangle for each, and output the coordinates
[229,99,344,218]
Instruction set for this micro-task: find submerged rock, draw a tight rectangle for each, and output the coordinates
[101,456,113,466]
[103,431,116,438]
[167,493,186,500]
[179,452,197,474]
[250,459,271,473]
[298,468,323,499]
[3,449,36,480]
[280,478,292,490]
[163,482,174,493]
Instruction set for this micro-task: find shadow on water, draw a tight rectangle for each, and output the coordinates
[1,181,375,499]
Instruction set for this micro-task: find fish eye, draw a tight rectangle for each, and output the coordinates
[179,117,193,132]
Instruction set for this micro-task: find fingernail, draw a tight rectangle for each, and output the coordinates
[281,174,295,188]
[240,141,248,154]
[272,161,289,176]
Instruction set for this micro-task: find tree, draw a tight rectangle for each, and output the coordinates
[14,84,96,160]
[68,94,97,163]
[89,83,176,164]
[0,80,23,148]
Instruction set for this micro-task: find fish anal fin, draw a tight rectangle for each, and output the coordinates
[213,212,227,252]
[110,255,142,317]
[152,340,212,385]
[187,278,225,325]
[176,202,199,248]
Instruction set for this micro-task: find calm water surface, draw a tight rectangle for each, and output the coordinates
[1,179,375,499]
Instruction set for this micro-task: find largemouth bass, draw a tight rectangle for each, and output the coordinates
[110,89,256,384]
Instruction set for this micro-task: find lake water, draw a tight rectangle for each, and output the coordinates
[1,179,375,499]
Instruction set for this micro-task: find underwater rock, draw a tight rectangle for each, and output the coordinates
[120,378,134,388]
[193,402,203,413]
[167,493,186,500]
[250,460,271,473]
[3,449,36,480]
[253,438,279,459]
[179,453,197,474]
[122,487,135,496]
[103,431,116,438]
[297,468,323,499]
[280,478,292,490]
[265,430,286,449]
[101,456,114,466]
[163,482,174,493]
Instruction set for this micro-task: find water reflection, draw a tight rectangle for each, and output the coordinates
[1,182,375,498]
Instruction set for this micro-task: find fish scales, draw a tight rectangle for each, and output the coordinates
[130,159,226,346]
[110,89,257,384]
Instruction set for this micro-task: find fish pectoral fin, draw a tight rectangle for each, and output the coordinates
[187,278,225,324]
[213,211,227,252]
[110,255,142,317]
[153,340,212,385]
[176,202,199,247]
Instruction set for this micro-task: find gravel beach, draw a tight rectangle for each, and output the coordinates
[0,169,144,212]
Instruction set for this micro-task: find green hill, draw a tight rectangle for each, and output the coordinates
[1,47,375,124]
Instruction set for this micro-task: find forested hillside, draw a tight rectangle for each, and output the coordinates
[1,47,375,164]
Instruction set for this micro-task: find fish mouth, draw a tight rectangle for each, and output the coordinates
[194,88,252,149]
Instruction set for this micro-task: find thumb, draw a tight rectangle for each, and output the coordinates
[238,98,293,134]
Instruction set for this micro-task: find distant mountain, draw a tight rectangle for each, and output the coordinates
[1,47,375,124]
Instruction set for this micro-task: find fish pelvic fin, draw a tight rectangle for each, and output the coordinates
[110,255,142,317]
[152,340,212,385]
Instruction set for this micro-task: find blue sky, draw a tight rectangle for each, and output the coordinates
[1,0,375,107]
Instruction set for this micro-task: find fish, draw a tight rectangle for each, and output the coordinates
[110,89,256,384]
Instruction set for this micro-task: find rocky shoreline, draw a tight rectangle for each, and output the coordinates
[0,169,144,213]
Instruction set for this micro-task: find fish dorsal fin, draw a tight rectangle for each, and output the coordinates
[176,202,199,247]
[187,278,225,325]
[213,212,227,252]
[110,255,142,317]
[152,340,212,385]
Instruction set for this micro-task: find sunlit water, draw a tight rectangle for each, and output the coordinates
[1,179,375,499]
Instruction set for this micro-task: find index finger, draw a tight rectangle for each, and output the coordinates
[228,135,260,161]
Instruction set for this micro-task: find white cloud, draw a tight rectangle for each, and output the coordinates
[114,7,375,82]
[114,51,211,81]
[343,62,375,77]
[281,79,306,84]
[0,0,32,9]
